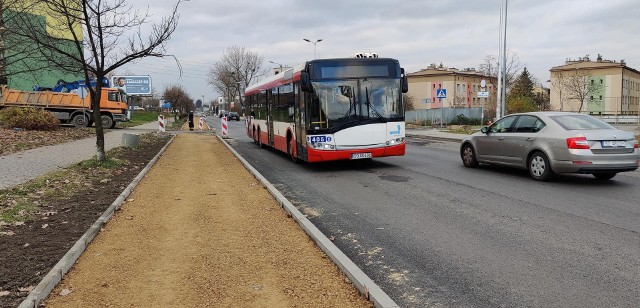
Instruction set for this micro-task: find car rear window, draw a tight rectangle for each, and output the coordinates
[550,115,614,130]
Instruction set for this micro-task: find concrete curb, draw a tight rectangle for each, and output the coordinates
[18,134,177,308]
[216,135,399,308]
[406,133,463,143]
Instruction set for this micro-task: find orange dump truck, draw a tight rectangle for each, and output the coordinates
[0,85,128,128]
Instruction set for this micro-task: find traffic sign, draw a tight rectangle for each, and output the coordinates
[77,84,88,99]
[436,89,447,99]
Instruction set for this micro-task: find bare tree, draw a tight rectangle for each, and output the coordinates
[8,0,184,162]
[207,46,267,112]
[452,93,467,108]
[402,94,415,111]
[551,72,566,111]
[162,84,193,116]
[563,70,601,113]
[478,50,523,92]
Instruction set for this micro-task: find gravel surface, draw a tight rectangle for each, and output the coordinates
[44,133,372,307]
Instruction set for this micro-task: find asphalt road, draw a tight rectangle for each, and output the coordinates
[208,116,640,308]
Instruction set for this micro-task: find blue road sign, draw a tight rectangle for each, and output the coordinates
[436,89,447,99]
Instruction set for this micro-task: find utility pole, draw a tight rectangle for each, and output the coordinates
[303,38,323,59]
[496,0,508,119]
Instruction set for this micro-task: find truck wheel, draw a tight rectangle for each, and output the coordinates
[101,115,114,129]
[71,114,89,127]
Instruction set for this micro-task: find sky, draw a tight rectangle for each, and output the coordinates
[120,0,639,104]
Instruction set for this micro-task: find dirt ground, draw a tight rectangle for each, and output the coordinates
[0,133,171,307]
[42,133,371,307]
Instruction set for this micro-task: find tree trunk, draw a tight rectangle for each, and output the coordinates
[92,84,106,162]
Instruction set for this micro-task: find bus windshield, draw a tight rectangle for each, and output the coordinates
[308,78,403,131]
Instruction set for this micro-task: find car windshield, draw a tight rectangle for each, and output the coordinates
[550,115,615,130]
[307,78,403,131]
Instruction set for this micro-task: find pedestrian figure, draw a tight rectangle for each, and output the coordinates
[188,111,194,131]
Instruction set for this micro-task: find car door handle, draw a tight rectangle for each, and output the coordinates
[526,138,534,141]
[498,137,505,140]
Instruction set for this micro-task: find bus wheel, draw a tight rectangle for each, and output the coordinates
[288,138,299,164]
[253,130,258,146]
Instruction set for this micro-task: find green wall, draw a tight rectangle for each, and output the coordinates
[2,10,83,91]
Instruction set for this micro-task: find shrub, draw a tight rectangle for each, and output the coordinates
[449,114,481,125]
[0,107,59,130]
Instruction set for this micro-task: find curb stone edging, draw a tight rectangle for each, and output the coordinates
[17,134,177,308]
[217,135,399,308]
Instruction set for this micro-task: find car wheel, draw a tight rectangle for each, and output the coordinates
[593,172,616,180]
[461,143,479,168]
[528,151,554,181]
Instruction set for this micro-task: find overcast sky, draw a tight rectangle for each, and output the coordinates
[122,0,639,103]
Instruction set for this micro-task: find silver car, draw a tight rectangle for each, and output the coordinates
[460,112,639,181]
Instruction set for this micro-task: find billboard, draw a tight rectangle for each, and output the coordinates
[111,75,152,95]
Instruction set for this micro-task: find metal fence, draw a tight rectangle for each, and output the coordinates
[405,107,484,125]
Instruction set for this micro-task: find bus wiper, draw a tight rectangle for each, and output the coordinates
[332,87,358,131]
[365,87,386,122]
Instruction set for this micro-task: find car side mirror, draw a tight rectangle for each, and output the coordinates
[480,127,489,134]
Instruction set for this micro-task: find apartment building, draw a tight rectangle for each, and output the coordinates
[1,2,83,90]
[549,55,640,115]
[406,63,496,111]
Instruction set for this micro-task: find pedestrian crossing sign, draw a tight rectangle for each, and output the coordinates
[436,89,447,98]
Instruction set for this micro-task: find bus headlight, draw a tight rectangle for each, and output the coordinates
[387,138,405,146]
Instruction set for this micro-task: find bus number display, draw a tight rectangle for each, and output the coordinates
[309,136,332,143]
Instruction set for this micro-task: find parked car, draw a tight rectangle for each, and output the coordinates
[228,112,240,121]
[460,112,639,181]
[219,110,228,118]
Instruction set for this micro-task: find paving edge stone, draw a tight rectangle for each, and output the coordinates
[17,134,177,308]
[217,135,400,308]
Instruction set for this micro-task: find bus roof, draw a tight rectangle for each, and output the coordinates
[245,57,400,96]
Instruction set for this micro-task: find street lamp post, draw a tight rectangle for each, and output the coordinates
[303,38,323,59]
[269,61,287,74]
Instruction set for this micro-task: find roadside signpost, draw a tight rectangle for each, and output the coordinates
[77,82,88,99]
[158,115,165,132]
[436,89,446,128]
[221,116,228,137]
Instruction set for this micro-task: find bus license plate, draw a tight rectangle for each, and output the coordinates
[602,140,626,147]
[351,153,372,160]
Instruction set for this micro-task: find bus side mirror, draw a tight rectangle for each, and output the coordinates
[300,72,311,92]
[401,68,408,93]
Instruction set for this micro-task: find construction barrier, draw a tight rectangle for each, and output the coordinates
[198,117,204,130]
[158,115,165,132]
[221,116,228,137]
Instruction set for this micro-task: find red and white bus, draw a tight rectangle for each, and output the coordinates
[245,57,408,163]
